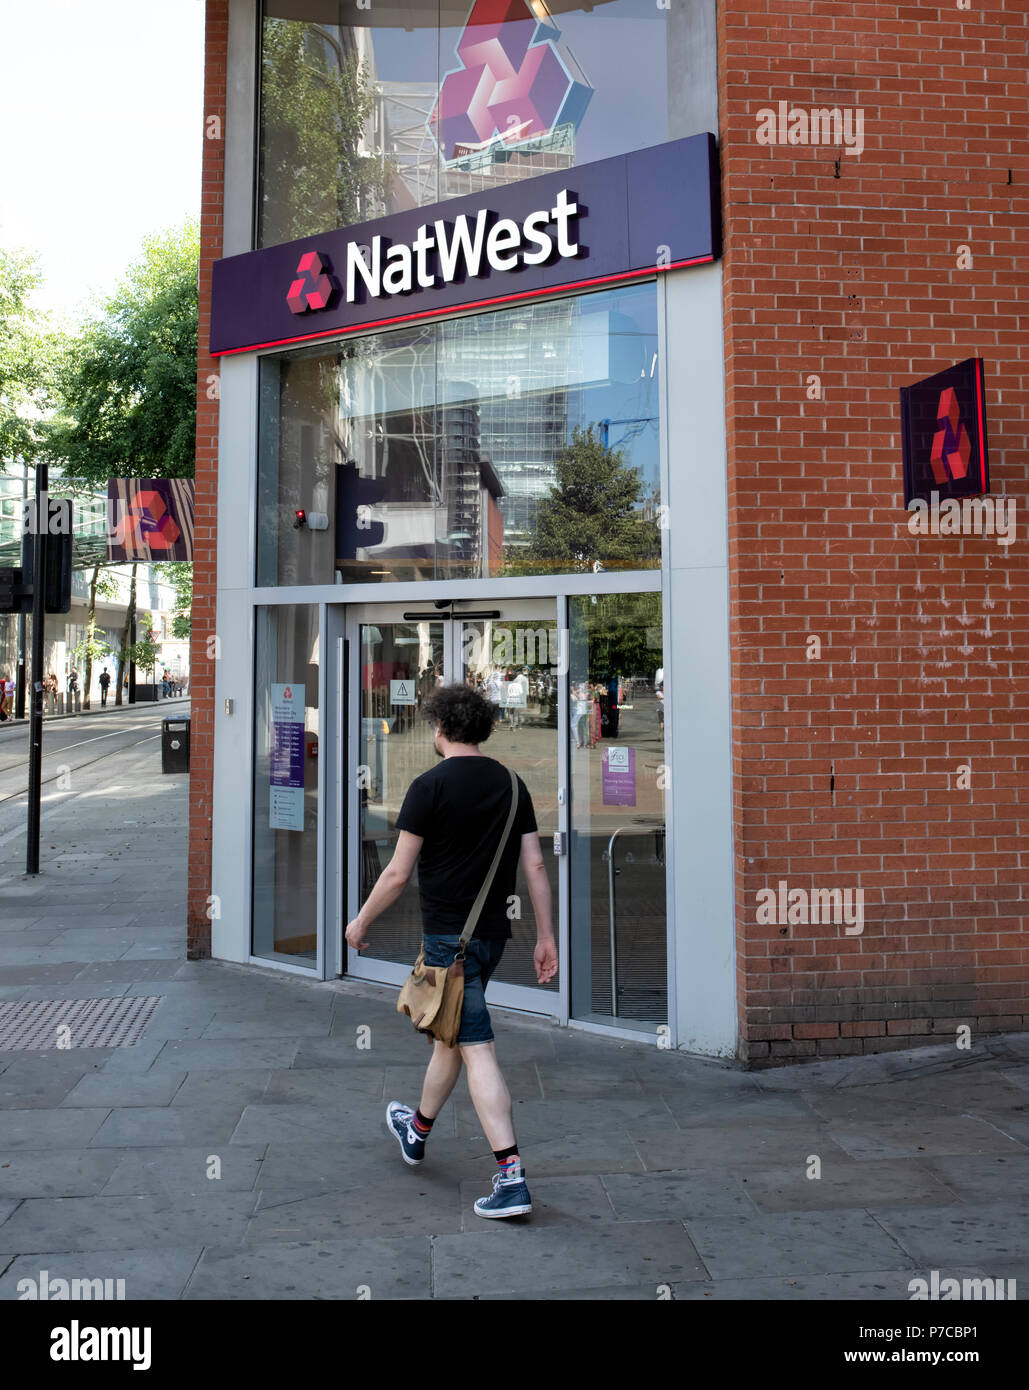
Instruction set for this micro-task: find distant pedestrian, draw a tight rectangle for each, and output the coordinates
[98,669,111,707]
[0,672,8,722]
[44,671,59,715]
[67,668,79,711]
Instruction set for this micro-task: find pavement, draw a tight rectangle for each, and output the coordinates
[0,721,1028,1301]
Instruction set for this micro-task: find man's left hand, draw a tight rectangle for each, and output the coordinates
[345,919,370,952]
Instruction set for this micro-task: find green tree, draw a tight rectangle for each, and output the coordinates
[46,222,199,487]
[152,561,192,640]
[503,424,661,576]
[125,626,162,702]
[0,243,58,469]
[259,18,394,244]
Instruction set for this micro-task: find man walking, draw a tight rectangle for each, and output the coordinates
[345,683,557,1219]
[98,668,111,707]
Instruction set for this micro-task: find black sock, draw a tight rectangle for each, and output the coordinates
[493,1143,520,1165]
[413,1108,434,1136]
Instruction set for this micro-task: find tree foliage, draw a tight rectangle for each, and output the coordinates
[0,243,57,468]
[259,18,394,244]
[46,222,199,487]
[152,560,193,639]
[503,424,660,575]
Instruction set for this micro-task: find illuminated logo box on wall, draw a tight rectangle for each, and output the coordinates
[900,358,990,507]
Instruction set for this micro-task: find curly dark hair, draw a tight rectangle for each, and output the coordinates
[422,683,498,745]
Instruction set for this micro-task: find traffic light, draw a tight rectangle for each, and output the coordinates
[15,500,73,614]
[0,567,19,613]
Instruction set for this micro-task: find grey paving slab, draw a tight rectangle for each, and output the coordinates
[826,1115,1027,1160]
[685,1210,916,1280]
[633,1120,849,1172]
[101,1145,266,1196]
[0,917,44,933]
[432,1221,708,1297]
[0,1062,104,1110]
[0,1191,258,1255]
[473,1282,659,1301]
[183,1237,431,1300]
[670,1269,985,1301]
[248,1173,463,1242]
[253,1139,392,1189]
[0,1199,19,1227]
[201,1013,333,1039]
[601,1170,758,1221]
[291,1036,423,1069]
[261,1067,384,1105]
[0,964,83,984]
[0,1150,122,1200]
[658,1087,818,1127]
[117,945,183,961]
[0,944,135,965]
[536,1063,645,1100]
[462,1129,647,1179]
[870,1200,1029,1267]
[61,1070,186,1108]
[0,1246,203,1300]
[88,1104,247,1148]
[740,1158,957,1213]
[167,1068,274,1108]
[922,1153,1029,1200]
[1,1108,109,1150]
[230,1100,389,1145]
[155,1039,301,1071]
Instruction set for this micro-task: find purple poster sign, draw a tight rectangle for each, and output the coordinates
[602,746,636,807]
[106,479,195,563]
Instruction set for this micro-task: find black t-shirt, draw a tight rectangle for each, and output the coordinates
[395,756,537,939]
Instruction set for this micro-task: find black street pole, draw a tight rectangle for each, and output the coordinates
[128,613,136,704]
[26,464,47,875]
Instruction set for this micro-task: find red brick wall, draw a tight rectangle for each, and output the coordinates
[187,0,229,958]
[718,1,1029,1062]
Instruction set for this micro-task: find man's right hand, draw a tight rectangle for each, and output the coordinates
[534,937,558,985]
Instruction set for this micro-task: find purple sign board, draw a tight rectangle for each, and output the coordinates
[602,746,636,807]
[270,684,305,831]
[900,358,989,507]
[209,135,720,357]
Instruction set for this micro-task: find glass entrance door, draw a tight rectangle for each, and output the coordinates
[342,599,565,1019]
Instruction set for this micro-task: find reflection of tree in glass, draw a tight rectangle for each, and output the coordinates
[259,20,395,245]
[502,424,660,576]
[579,592,662,686]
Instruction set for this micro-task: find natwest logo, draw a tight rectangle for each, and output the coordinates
[290,189,581,313]
[286,251,340,315]
[431,0,592,165]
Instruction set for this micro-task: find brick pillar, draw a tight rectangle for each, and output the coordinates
[717,1,1029,1063]
[187,0,229,958]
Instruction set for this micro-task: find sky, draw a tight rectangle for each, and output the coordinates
[0,0,204,326]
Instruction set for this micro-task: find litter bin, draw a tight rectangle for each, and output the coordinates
[162,717,190,773]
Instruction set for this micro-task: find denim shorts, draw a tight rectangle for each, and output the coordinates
[422,934,506,1044]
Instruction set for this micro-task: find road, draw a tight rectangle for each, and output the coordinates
[0,701,189,859]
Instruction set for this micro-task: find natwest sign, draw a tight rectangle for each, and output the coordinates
[343,188,580,303]
[210,135,720,357]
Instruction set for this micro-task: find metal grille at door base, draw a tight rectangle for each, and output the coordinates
[0,995,163,1050]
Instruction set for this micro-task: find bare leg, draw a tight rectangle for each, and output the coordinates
[460,1041,516,1150]
[418,1038,463,1118]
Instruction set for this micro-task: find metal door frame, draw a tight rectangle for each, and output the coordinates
[335,597,569,1025]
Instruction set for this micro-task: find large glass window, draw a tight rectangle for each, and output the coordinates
[252,604,321,965]
[568,591,665,1030]
[258,0,682,246]
[256,281,660,585]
